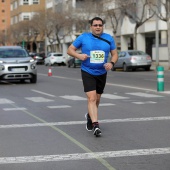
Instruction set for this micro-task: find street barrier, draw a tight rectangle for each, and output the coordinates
[157,66,164,91]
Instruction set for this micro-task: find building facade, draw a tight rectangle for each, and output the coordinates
[10,0,45,52]
[0,0,11,45]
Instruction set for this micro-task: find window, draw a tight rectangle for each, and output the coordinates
[23,15,29,20]
[2,10,5,12]
[2,0,5,2]
[23,0,28,5]
[33,0,39,4]
[2,19,5,23]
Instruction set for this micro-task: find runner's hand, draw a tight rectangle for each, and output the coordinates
[104,63,113,71]
[79,54,89,61]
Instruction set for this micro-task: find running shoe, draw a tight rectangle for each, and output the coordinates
[85,113,93,131]
[93,124,101,137]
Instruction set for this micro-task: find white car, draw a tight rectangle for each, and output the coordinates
[44,52,66,66]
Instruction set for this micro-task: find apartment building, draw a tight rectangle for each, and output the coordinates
[0,0,11,45]
[10,0,45,52]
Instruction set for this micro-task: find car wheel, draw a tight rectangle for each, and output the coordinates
[123,63,128,72]
[30,75,37,83]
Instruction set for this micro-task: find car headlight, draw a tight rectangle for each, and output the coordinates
[0,60,3,64]
[30,59,35,62]
[0,65,5,70]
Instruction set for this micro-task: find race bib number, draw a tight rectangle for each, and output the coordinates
[90,50,105,63]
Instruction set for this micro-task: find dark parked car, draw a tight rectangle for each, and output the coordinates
[113,50,152,71]
[29,52,46,65]
[67,55,82,68]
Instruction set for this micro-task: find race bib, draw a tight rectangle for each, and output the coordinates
[90,50,105,63]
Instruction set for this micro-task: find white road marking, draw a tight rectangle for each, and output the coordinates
[47,105,71,108]
[0,98,14,104]
[31,89,56,97]
[60,95,86,100]
[102,94,129,99]
[3,108,27,111]
[99,103,115,106]
[38,74,170,93]
[106,82,157,92]
[126,92,164,98]
[160,91,170,94]
[25,97,54,102]
[0,147,170,164]
[132,101,157,104]
[1,116,170,129]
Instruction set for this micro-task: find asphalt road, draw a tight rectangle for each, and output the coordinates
[0,65,170,170]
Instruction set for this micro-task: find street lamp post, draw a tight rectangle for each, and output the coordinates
[155,0,159,67]
[45,0,47,57]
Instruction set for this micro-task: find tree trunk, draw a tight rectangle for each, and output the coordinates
[133,26,138,50]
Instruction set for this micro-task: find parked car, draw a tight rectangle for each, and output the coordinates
[113,50,152,71]
[0,46,37,83]
[67,55,82,68]
[29,52,45,65]
[44,52,66,66]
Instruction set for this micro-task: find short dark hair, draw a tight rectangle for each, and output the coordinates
[89,17,105,26]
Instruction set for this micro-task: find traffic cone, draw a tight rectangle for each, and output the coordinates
[48,67,52,76]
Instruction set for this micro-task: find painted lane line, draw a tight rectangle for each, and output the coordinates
[38,73,170,93]
[160,91,170,94]
[60,95,86,100]
[126,92,164,98]
[99,103,115,106]
[0,147,170,164]
[25,97,54,102]
[38,73,82,81]
[3,108,27,111]
[106,82,157,92]
[102,94,129,99]
[0,98,14,104]
[1,116,170,129]
[31,89,56,97]
[47,105,71,108]
[132,101,157,104]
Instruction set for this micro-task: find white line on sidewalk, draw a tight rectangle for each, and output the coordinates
[0,116,170,129]
[0,147,170,164]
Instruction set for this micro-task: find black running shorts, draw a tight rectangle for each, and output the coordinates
[81,70,107,94]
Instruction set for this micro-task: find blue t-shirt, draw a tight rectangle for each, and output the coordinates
[72,32,116,75]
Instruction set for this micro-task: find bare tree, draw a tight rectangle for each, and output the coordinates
[68,0,104,34]
[0,31,5,46]
[116,0,155,50]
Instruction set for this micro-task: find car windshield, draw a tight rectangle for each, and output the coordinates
[128,51,146,56]
[0,49,29,58]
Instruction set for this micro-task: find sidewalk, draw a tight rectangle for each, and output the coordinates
[151,62,170,71]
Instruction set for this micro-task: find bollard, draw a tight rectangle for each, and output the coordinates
[157,66,164,91]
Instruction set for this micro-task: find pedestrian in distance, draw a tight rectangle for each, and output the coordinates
[67,17,118,137]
